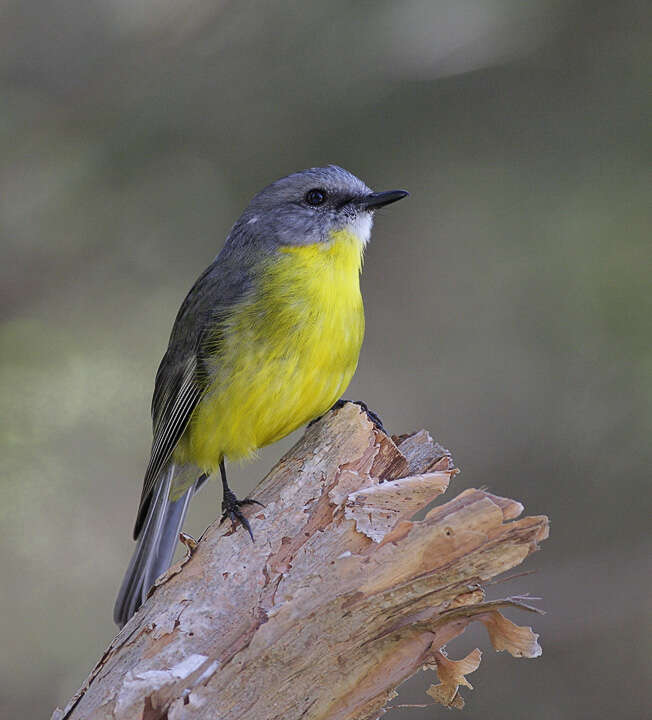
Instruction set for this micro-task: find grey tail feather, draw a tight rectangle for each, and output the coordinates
[113,464,196,628]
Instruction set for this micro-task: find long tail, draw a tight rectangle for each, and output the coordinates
[113,464,200,628]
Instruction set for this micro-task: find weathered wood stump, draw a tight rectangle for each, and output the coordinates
[54,403,548,720]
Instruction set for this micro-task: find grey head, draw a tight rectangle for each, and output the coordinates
[230,165,408,248]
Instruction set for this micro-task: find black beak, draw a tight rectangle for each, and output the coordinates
[359,189,409,210]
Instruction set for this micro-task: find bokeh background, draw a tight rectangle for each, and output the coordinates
[1,1,650,718]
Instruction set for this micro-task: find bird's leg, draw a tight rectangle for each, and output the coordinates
[219,459,263,542]
[309,399,388,436]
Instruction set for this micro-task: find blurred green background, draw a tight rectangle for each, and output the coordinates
[1,1,650,718]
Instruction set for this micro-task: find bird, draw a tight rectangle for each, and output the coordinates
[113,165,408,627]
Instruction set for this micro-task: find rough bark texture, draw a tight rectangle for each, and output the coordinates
[53,403,549,720]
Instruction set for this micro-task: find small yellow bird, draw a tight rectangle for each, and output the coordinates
[114,165,408,626]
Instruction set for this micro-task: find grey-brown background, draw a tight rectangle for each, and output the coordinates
[1,1,650,718]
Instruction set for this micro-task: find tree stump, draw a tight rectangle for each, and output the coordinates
[53,402,548,720]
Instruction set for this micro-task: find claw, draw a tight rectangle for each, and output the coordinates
[309,399,388,435]
[332,399,388,435]
[220,490,263,542]
[351,400,387,435]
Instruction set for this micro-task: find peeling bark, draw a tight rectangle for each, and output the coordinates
[53,402,549,720]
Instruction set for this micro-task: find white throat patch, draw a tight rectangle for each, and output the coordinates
[348,212,373,246]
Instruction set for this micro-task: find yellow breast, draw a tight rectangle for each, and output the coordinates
[178,229,365,472]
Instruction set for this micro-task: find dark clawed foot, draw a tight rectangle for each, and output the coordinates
[309,399,388,436]
[220,488,264,542]
[347,400,388,436]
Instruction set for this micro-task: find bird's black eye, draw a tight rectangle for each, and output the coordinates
[305,188,327,206]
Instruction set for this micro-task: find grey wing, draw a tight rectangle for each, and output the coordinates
[132,262,219,539]
[131,242,257,539]
[133,354,204,539]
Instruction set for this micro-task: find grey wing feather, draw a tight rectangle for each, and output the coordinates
[132,267,215,539]
[133,358,203,538]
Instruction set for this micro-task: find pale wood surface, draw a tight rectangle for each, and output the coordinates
[53,403,548,720]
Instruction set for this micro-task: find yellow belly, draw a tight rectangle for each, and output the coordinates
[174,229,365,474]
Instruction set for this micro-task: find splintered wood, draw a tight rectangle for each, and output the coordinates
[53,403,549,720]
